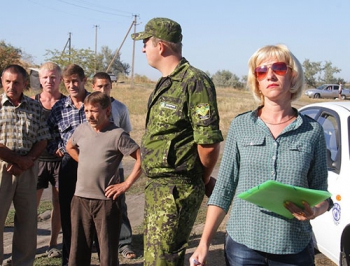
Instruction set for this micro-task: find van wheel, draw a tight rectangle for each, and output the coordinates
[340,247,350,266]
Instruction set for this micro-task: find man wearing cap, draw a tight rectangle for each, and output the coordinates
[131,17,223,266]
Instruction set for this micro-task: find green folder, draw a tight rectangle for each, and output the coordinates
[237,180,332,219]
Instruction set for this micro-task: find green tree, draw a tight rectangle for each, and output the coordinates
[303,59,322,88]
[0,40,22,75]
[45,47,96,78]
[212,70,244,88]
[303,59,342,87]
[321,61,341,84]
[98,46,130,77]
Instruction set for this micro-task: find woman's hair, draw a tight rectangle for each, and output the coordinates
[247,44,305,105]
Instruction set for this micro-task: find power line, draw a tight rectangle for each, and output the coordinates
[68,0,133,15]
[57,0,132,17]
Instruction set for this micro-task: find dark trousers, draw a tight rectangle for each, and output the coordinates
[69,196,122,266]
[94,168,133,256]
[59,154,78,266]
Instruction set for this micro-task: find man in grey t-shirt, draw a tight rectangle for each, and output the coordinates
[92,72,136,258]
[66,91,141,265]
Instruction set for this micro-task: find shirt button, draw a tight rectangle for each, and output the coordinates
[272,156,276,160]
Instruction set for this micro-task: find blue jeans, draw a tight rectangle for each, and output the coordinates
[224,234,315,266]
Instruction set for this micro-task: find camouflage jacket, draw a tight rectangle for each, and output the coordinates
[141,58,223,178]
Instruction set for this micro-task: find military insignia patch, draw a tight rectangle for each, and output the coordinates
[196,103,210,120]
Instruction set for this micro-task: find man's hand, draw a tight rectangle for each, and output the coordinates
[104,183,129,200]
[6,164,24,176]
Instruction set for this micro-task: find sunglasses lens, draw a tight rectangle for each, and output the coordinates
[271,62,288,75]
[255,66,268,80]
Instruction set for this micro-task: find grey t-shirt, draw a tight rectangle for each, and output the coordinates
[71,122,139,200]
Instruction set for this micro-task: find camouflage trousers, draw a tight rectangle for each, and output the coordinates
[144,177,205,266]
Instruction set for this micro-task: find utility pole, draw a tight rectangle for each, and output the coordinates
[106,18,135,74]
[68,32,71,63]
[94,25,99,74]
[130,15,137,87]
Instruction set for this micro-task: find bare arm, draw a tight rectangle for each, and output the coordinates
[66,138,79,162]
[197,143,220,184]
[189,205,226,265]
[105,149,142,200]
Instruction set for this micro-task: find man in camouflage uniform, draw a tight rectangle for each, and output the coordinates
[131,17,223,266]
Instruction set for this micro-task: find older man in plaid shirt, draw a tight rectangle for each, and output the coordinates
[0,64,50,265]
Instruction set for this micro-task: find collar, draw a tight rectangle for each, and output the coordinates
[1,93,27,106]
[160,57,190,83]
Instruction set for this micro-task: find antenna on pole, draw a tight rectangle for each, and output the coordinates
[68,32,71,63]
[61,32,72,62]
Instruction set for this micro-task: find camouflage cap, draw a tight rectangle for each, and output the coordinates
[131,17,182,43]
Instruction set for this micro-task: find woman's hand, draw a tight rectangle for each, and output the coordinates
[189,244,208,266]
[284,201,316,221]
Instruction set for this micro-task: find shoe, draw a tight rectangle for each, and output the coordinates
[46,246,62,258]
[119,246,136,259]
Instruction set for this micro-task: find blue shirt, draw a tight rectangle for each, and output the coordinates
[47,91,89,154]
[208,108,328,254]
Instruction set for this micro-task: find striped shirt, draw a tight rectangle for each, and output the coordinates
[47,91,89,154]
[0,93,50,155]
[208,107,328,254]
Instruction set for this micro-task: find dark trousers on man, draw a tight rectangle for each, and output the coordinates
[69,196,122,266]
[59,154,78,266]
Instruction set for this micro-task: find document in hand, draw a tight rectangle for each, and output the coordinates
[237,180,332,219]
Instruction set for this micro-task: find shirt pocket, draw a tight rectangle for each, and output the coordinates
[240,136,266,147]
[59,121,73,133]
[22,112,38,141]
[239,136,267,170]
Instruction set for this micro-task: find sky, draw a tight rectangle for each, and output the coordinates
[2,0,350,82]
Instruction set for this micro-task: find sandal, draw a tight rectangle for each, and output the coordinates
[2,257,12,266]
[119,246,136,259]
[46,246,62,258]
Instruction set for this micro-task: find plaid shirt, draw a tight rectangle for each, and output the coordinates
[0,93,50,155]
[209,108,328,254]
[47,91,89,154]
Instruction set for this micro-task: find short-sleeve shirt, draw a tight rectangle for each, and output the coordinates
[141,58,223,178]
[71,122,139,200]
[0,93,50,155]
[110,97,132,133]
[208,108,328,254]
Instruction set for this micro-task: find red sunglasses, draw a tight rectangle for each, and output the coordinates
[255,62,291,81]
